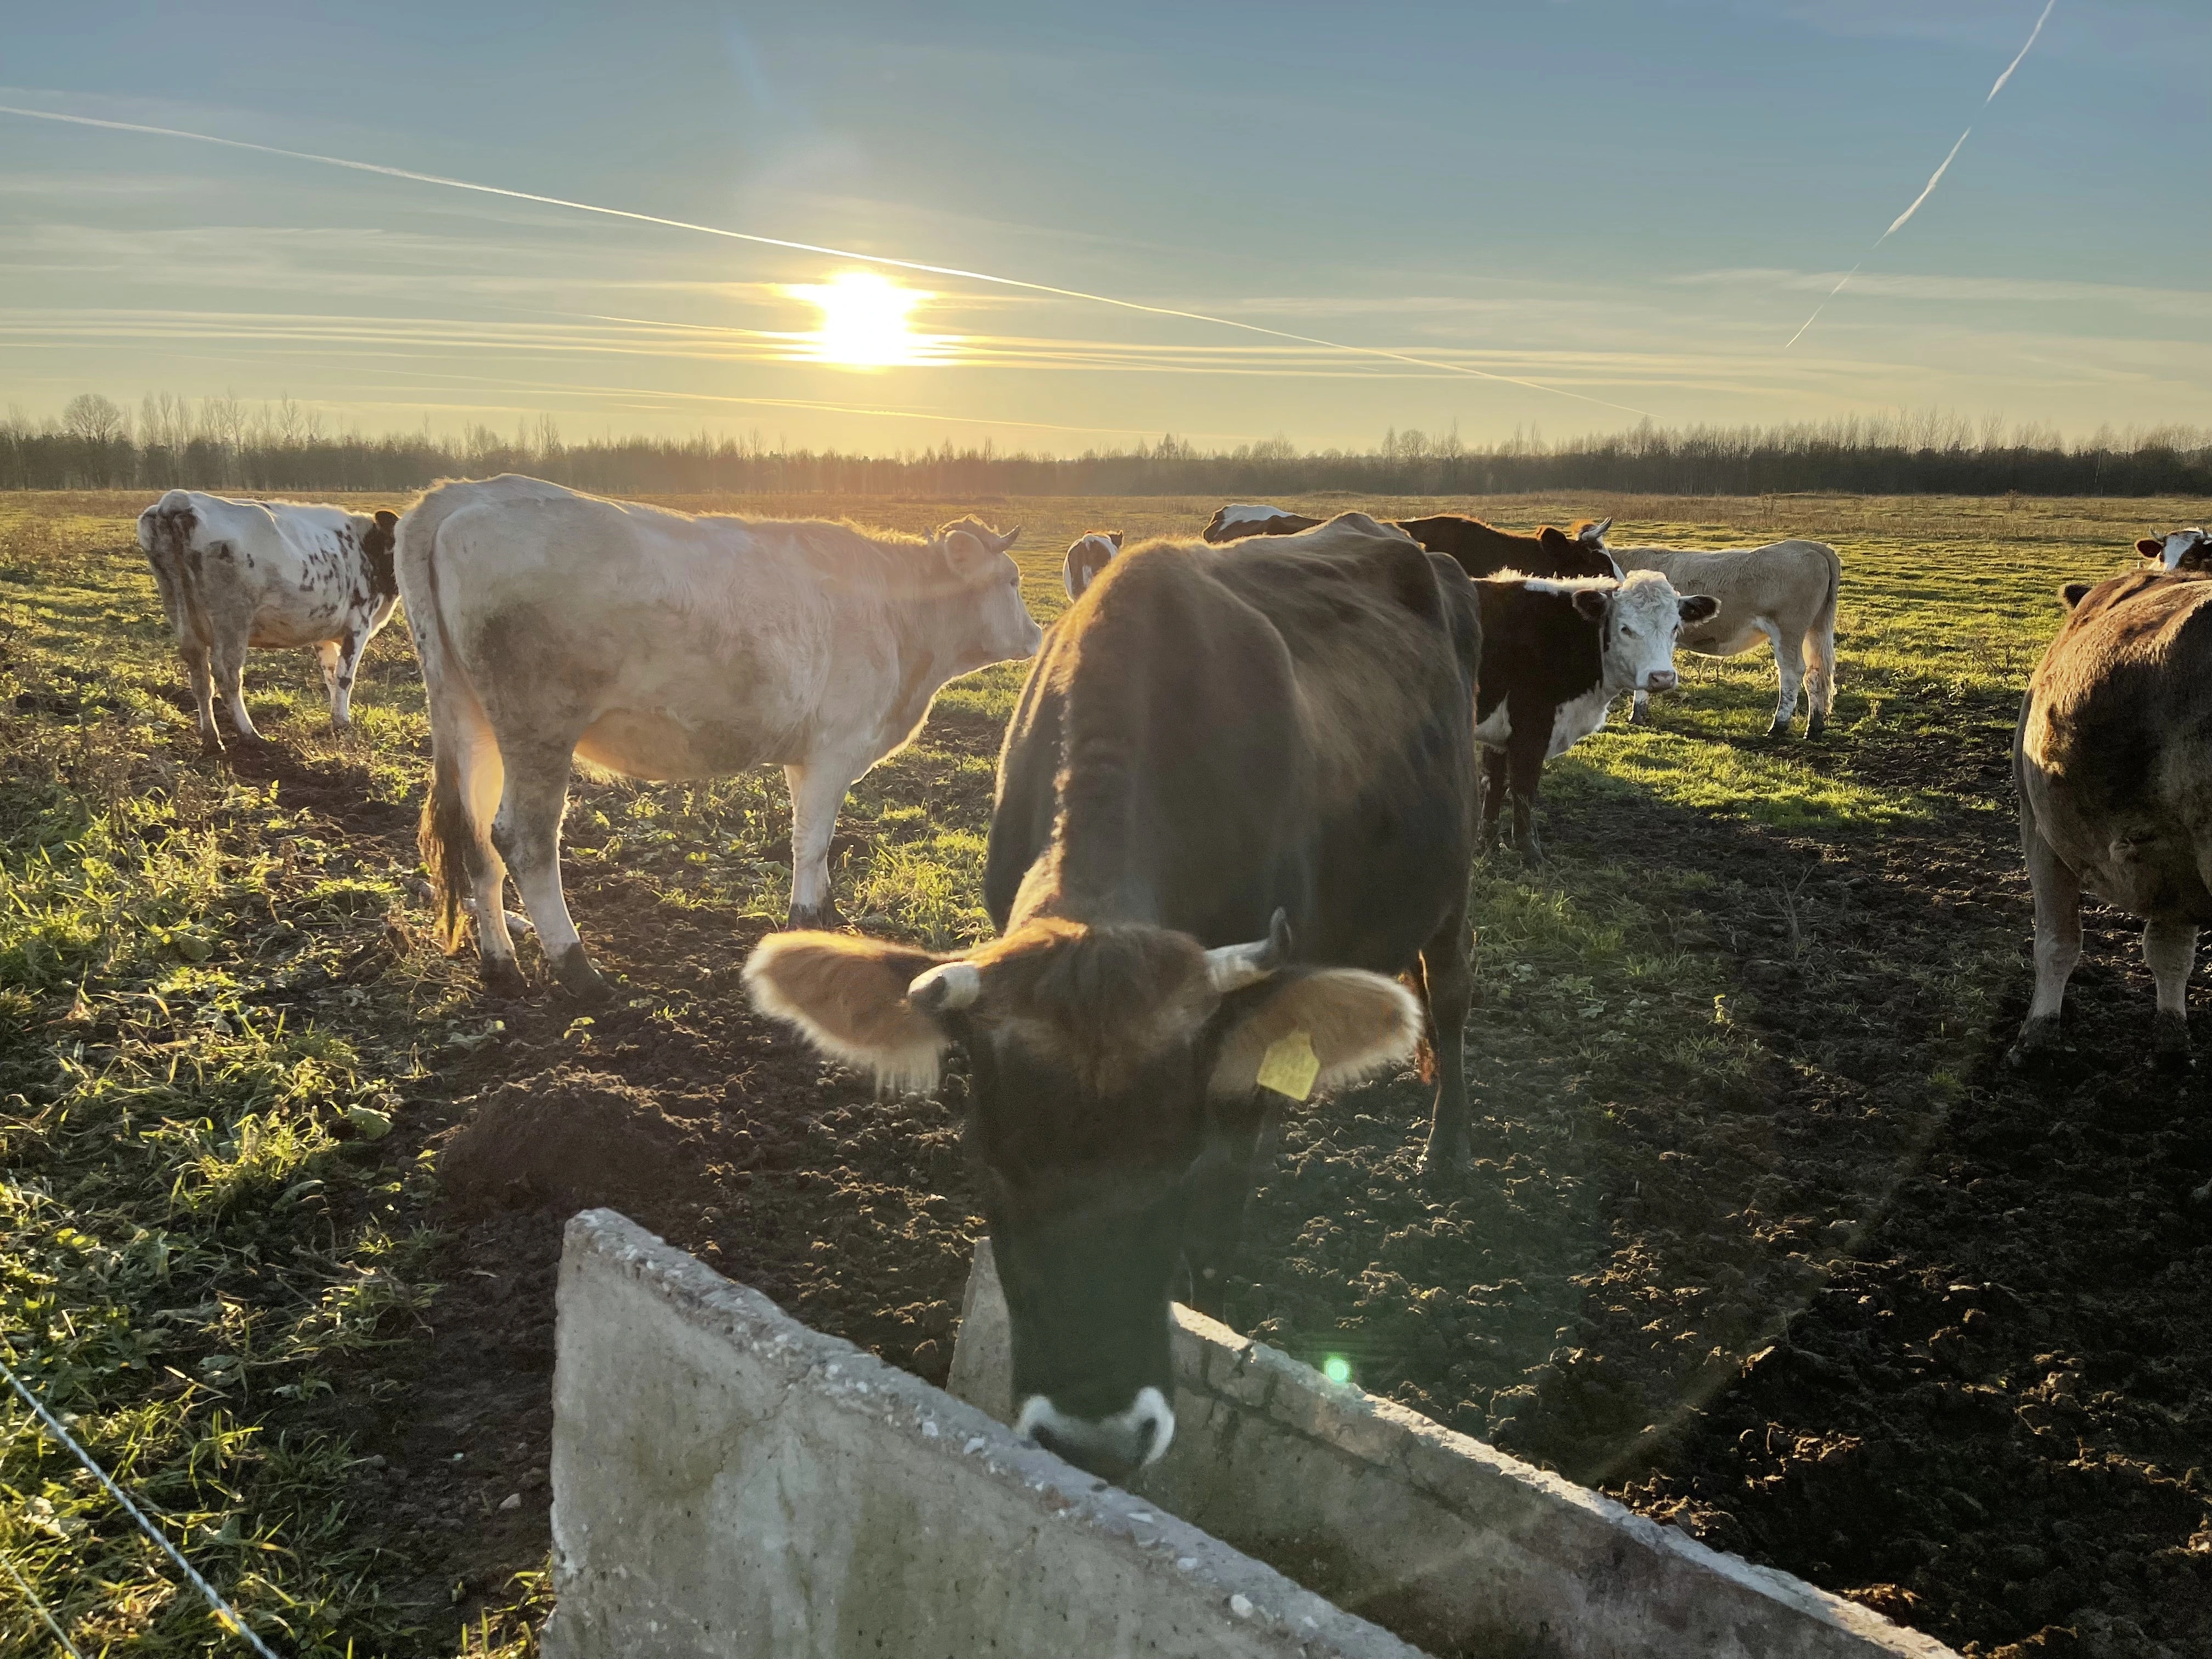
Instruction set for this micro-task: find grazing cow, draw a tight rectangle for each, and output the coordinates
[401,475,1041,998]
[136,489,400,750]
[745,512,1484,1479]
[1062,530,1121,600]
[1610,540,1842,737]
[2138,527,2211,572]
[2012,567,2212,1070]
[1473,572,1719,859]
[1203,500,1621,581]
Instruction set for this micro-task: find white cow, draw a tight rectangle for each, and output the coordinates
[137,489,400,749]
[1612,539,1841,737]
[398,475,1042,998]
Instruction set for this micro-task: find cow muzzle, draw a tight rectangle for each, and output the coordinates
[1015,1386,1176,1481]
[1641,670,1679,693]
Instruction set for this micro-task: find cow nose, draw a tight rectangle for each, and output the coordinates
[1015,1386,1176,1481]
[1645,670,1678,693]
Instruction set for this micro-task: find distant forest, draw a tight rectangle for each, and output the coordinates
[7,392,2209,499]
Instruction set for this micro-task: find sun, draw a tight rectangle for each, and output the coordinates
[784,270,940,368]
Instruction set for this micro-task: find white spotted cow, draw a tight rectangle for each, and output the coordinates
[137,489,400,751]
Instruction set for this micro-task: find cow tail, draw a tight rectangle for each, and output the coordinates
[1804,543,1841,701]
[398,483,496,952]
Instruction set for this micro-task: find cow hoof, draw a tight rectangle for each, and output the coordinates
[787,899,845,930]
[1419,1139,1470,1186]
[2006,1017,2064,1069]
[553,944,610,1002]
[2154,1014,2193,1074]
[1765,719,1791,740]
[482,958,529,1000]
[1805,714,1827,740]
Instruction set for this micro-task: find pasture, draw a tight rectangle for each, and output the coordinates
[4,488,2210,1657]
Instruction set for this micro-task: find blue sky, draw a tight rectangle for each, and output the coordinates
[2,0,2205,452]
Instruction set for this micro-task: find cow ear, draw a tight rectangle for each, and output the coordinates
[941,529,990,568]
[1571,588,1611,622]
[374,509,398,529]
[1537,526,1571,553]
[744,931,956,1092]
[2059,582,2094,609]
[2138,538,2164,559]
[1207,968,1421,1100]
[1678,593,1720,623]
[1109,530,1123,546]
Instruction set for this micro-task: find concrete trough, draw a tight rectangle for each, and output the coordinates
[545,1209,1424,1658]
[949,1240,1956,1659]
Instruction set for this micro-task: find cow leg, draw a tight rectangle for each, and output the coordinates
[211,633,262,743]
[2010,812,2081,1065]
[1418,899,1475,1181]
[491,742,603,1001]
[1178,1097,1278,1321]
[2142,917,2198,1073]
[326,624,371,729]
[315,640,342,709]
[1628,689,1652,725]
[1478,747,1508,856]
[1762,620,1804,737]
[1508,731,1547,863]
[1803,624,1837,741]
[180,643,220,752]
[785,759,859,928]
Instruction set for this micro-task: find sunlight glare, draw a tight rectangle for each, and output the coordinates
[785,270,941,368]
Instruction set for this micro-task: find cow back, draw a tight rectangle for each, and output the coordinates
[1396,514,1612,580]
[987,517,1479,973]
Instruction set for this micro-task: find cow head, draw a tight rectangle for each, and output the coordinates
[2137,528,2211,573]
[362,509,400,601]
[934,518,1043,668]
[1571,570,1719,694]
[1535,518,1623,579]
[1063,530,1122,601]
[744,912,1420,1480]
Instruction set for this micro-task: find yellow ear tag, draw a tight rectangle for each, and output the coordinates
[1255,1030,1321,1101]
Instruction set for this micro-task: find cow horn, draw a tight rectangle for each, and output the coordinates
[995,524,1024,553]
[1582,517,1613,545]
[907,961,981,1012]
[1204,909,1293,992]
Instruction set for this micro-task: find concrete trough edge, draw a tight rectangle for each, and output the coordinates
[546,1208,1427,1658]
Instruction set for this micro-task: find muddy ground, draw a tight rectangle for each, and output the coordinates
[270,690,2212,1658]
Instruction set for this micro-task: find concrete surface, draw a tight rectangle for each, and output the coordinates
[950,1239,1959,1659]
[543,1209,1428,1659]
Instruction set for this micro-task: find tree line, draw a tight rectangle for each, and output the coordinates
[6,392,2208,498]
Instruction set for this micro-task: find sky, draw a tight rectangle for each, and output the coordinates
[2,0,2206,454]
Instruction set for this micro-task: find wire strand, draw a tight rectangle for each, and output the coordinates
[0,1357,280,1658]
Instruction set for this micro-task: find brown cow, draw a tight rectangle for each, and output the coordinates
[1062,530,1121,600]
[2138,527,2211,572]
[746,512,1483,1480]
[1203,500,1620,583]
[2013,566,2212,1070]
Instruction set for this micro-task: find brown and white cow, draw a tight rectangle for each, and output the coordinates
[137,489,400,751]
[746,512,1483,1479]
[402,474,1040,999]
[1610,539,1841,737]
[2138,527,2211,572]
[1203,500,1621,583]
[1474,572,1719,859]
[1062,529,1121,600]
[2012,567,2212,1070]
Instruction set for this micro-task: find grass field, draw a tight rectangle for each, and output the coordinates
[4,487,2209,1656]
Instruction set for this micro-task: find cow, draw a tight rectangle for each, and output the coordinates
[136,489,400,751]
[1062,530,1121,600]
[1202,500,1621,583]
[2012,566,2212,1071]
[744,512,1484,1479]
[1473,572,1719,859]
[400,474,1041,1000]
[2138,527,2211,572]
[1609,540,1841,737]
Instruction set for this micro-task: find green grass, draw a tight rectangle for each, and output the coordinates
[2,484,2204,1652]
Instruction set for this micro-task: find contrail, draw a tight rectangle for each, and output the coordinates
[1784,0,2055,348]
[0,102,1654,419]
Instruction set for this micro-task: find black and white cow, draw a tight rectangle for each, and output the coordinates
[745,512,1485,1479]
[137,489,400,750]
[1473,572,1719,859]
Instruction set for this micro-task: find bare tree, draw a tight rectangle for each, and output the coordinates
[62,392,128,444]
